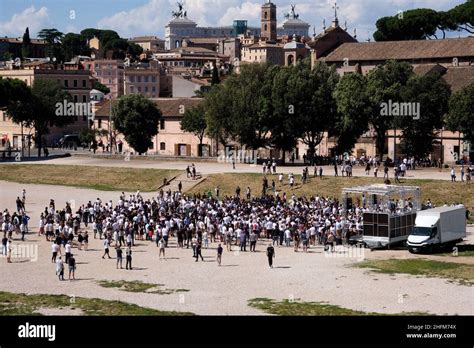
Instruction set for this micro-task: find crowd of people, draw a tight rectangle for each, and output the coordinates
[1,156,471,278]
[1,185,376,276]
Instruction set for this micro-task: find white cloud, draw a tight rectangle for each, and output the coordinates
[97,0,172,38]
[218,2,261,26]
[0,6,50,37]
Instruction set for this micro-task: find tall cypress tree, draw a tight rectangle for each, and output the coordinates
[211,65,220,85]
[21,27,32,58]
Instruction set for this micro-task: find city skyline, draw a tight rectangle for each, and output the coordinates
[0,0,467,40]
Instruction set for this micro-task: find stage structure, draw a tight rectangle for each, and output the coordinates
[342,184,422,248]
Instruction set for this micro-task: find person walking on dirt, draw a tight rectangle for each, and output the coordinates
[266,244,275,268]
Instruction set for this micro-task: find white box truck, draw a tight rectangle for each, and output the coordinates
[407,206,466,253]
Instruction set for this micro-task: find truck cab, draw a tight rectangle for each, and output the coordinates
[407,216,439,253]
[407,206,466,253]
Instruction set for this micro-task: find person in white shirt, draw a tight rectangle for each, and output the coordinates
[56,257,65,281]
[158,238,166,260]
[284,229,291,247]
[102,239,111,259]
[65,242,72,263]
[51,242,60,263]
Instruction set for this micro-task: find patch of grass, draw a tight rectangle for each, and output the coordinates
[189,174,474,209]
[0,291,194,316]
[248,298,427,316]
[97,280,189,295]
[356,259,474,285]
[0,164,180,192]
[439,250,474,257]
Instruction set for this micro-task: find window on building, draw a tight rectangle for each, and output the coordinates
[130,76,135,83]
[82,80,86,87]
[152,86,156,92]
[160,142,166,150]
[144,76,149,83]
[82,95,87,102]
[137,76,142,83]
[151,76,156,82]
[73,95,78,102]
[160,119,165,130]
[108,79,112,84]
[145,86,148,92]
[137,87,141,92]
[65,80,69,87]
[130,86,134,93]
[74,80,78,87]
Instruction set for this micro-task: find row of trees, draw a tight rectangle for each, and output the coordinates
[8,27,143,63]
[182,60,473,161]
[1,77,74,156]
[1,60,472,159]
[1,76,162,156]
[374,0,474,41]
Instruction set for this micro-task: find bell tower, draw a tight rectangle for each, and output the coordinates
[261,1,277,41]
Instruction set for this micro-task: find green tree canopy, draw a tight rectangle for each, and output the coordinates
[62,33,90,61]
[270,64,301,162]
[294,60,340,162]
[6,78,73,156]
[0,77,31,108]
[211,65,220,85]
[203,84,234,149]
[446,83,474,145]
[333,73,371,154]
[366,60,413,160]
[374,1,474,41]
[93,81,110,95]
[112,94,162,154]
[21,27,32,59]
[398,72,451,158]
[374,9,442,41]
[180,103,207,156]
[38,28,64,61]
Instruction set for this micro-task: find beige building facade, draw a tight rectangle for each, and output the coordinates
[93,98,213,157]
[0,66,94,151]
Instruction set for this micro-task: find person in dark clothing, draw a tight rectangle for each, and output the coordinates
[240,232,246,252]
[125,247,132,270]
[195,242,204,262]
[266,244,275,268]
[68,254,76,280]
[217,243,223,266]
[116,246,123,269]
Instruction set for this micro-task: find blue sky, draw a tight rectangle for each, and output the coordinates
[0,0,468,40]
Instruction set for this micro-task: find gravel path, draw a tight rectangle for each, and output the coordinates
[0,181,472,315]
